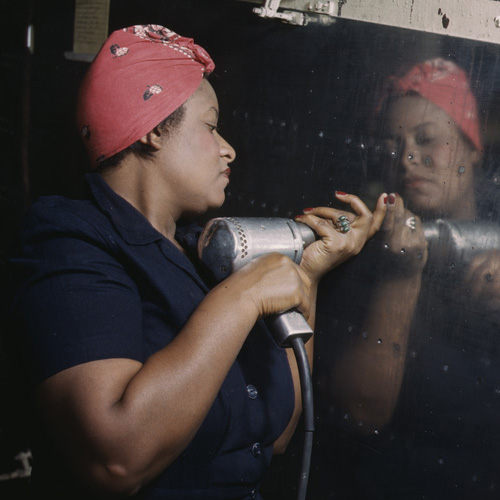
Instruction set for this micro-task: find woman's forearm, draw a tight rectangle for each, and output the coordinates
[330,274,422,432]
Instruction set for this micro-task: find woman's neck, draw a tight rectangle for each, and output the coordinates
[98,158,179,243]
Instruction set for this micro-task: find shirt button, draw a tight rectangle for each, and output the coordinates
[251,442,262,457]
[246,384,258,399]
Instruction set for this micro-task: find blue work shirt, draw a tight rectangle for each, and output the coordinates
[11,173,295,499]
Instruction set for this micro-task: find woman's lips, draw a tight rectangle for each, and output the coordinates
[403,176,428,189]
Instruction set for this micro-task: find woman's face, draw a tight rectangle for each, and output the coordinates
[158,79,236,218]
[381,95,480,219]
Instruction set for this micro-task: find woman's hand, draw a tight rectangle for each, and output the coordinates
[222,252,313,320]
[295,191,387,283]
[372,193,428,276]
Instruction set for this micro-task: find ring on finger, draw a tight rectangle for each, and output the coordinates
[337,215,351,233]
[405,216,417,231]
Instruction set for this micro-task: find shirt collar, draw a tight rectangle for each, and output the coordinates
[85,173,208,286]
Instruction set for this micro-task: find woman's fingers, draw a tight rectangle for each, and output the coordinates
[369,192,389,238]
[229,253,312,319]
[299,191,386,240]
[295,192,389,281]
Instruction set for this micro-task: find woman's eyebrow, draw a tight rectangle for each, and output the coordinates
[413,121,434,131]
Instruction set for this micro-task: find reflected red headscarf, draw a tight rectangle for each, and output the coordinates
[76,24,215,166]
[378,58,482,151]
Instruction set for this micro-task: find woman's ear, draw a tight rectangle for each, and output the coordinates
[138,126,163,151]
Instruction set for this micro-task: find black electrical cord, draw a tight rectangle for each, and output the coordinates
[290,336,314,500]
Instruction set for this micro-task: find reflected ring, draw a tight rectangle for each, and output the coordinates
[405,216,417,231]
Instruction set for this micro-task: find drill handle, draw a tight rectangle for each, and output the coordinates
[265,310,313,347]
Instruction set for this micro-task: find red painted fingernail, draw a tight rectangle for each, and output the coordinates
[384,195,388,205]
[388,193,396,205]
[303,208,313,212]
[336,191,347,195]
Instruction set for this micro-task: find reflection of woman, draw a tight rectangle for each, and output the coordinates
[10,25,385,499]
[321,58,500,499]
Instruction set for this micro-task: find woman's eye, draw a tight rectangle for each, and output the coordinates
[416,135,432,145]
[207,123,219,132]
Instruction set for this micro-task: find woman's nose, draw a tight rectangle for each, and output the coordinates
[401,145,421,169]
[219,134,236,163]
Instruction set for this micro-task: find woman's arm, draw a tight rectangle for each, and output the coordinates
[326,194,428,432]
[35,251,312,496]
[330,273,422,431]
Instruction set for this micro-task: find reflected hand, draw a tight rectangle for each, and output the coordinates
[374,193,428,275]
[464,250,500,317]
[294,191,387,283]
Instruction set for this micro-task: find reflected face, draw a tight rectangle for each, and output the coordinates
[159,79,236,217]
[382,95,480,219]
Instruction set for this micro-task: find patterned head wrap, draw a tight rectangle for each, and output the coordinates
[378,58,482,151]
[76,24,215,166]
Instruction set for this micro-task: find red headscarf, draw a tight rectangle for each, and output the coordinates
[76,24,215,166]
[378,58,482,151]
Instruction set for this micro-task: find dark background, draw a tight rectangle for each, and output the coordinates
[2,0,500,498]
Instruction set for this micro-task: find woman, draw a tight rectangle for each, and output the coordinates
[10,25,385,499]
[320,58,500,498]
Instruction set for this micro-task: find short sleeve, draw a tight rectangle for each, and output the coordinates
[12,209,145,384]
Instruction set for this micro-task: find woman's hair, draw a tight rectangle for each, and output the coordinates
[94,104,186,173]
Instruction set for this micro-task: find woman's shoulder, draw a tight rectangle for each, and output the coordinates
[22,194,113,244]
